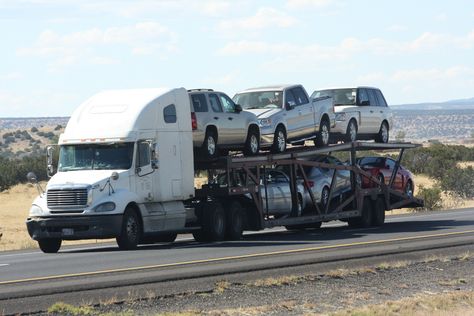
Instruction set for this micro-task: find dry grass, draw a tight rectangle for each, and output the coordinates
[376,260,410,271]
[331,290,474,316]
[0,182,113,251]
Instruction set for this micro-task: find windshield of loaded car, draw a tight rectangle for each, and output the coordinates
[311,88,357,106]
[233,91,283,109]
[58,142,134,171]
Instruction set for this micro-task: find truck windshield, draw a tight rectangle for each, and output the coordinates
[311,89,356,106]
[58,143,134,171]
[233,91,283,109]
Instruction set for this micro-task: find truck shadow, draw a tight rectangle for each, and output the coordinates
[65,218,474,253]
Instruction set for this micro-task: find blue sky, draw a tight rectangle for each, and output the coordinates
[1,0,474,117]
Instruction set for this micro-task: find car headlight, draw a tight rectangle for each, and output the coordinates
[29,204,44,216]
[335,113,347,121]
[258,118,272,127]
[93,202,116,212]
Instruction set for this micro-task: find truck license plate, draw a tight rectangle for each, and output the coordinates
[62,228,74,236]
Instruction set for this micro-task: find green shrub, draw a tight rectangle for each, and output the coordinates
[416,185,443,211]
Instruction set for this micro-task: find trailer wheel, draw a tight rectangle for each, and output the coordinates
[116,207,141,250]
[38,238,62,253]
[193,201,226,242]
[348,197,373,228]
[226,201,244,240]
[372,197,386,226]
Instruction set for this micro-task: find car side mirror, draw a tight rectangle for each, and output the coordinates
[359,100,369,106]
[234,104,243,113]
[285,102,294,111]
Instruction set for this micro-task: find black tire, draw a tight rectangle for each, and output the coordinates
[345,119,358,143]
[226,201,244,240]
[372,197,386,226]
[272,125,287,153]
[375,121,389,143]
[203,129,218,159]
[244,127,260,156]
[320,186,330,210]
[348,197,373,228]
[193,201,226,242]
[405,180,414,197]
[314,119,330,147]
[38,238,61,253]
[116,208,141,250]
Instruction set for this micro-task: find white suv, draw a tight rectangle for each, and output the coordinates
[311,87,393,143]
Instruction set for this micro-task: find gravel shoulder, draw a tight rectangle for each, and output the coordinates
[42,247,474,316]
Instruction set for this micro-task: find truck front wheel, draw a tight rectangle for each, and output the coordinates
[116,208,141,250]
[38,238,62,253]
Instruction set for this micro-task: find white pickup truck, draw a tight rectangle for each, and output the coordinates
[233,84,335,152]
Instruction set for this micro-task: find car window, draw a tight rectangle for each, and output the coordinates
[367,89,378,106]
[219,94,236,113]
[191,94,208,112]
[209,94,223,113]
[137,141,150,168]
[375,89,388,107]
[285,90,297,107]
[291,87,309,105]
[357,89,369,105]
[163,104,177,123]
[359,157,384,167]
[386,158,396,170]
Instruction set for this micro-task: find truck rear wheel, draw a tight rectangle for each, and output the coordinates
[38,238,62,253]
[372,197,386,226]
[116,207,141,250]
[348,197,373,228]
[193,201,226,242]
[226,201,244,240]
[314,119,330,147]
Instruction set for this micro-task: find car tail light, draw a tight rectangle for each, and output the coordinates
[191,112,197,130]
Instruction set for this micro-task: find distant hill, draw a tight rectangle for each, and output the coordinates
[392,97,474,110]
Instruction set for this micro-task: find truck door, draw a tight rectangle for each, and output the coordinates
[285,87,314,139]
[135,140,154,202]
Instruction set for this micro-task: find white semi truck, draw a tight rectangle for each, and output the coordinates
[26,88,423,253]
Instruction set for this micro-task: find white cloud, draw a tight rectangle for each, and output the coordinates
[0,72,23,80]
[218,7,297,37]
[18,22,177,70]
[286,0,336,9]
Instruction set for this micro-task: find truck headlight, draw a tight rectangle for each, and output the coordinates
[258,118,272,127]
[93,202,116,212]
[335,113,347,121]
[29,204,44,216]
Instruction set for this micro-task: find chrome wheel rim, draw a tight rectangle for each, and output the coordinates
[321,124,329,145]
[207,136,216,156]
[250,134,258,154]
[277,130,285,152]
[321,188,329,208]
[405,182,413,197]
[349,122,357,142]
[381,124,388,143]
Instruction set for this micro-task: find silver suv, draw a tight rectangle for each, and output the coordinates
[311,87,393,143]
[189,89,260,158]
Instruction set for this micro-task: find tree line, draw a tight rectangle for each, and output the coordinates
[0,154,47,191]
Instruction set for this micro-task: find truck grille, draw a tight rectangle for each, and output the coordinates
[47,188,88,209]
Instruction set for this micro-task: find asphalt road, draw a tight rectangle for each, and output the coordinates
[1,208,474,313]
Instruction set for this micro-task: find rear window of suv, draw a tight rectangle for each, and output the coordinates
[191,94,208,112]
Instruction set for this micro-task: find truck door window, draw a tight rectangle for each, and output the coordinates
[219,94,236,113]
[285,90,297,107]
[191,94,208,112]
[357,89,369,106]
[163,104,177,123]
[292,87,309,105]
[209,94,223,113]
[367,89,378,106]
[137,141,151,168]
[375,89,388,107]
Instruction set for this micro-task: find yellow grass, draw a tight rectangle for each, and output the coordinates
[0,182,112,251]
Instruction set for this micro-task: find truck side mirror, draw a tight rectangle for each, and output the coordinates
[234,103,243,113]
[285,102,294,111]
[359,100,369,106]
[46,146,55,177]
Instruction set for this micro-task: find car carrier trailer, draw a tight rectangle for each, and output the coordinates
[26,88,423,253]
[190,141,424,241]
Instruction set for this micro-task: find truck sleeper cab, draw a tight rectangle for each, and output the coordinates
[26,88,195,253]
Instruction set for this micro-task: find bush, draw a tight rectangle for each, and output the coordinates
[440,166,474,198]
[416,185,443,211]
